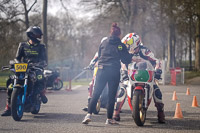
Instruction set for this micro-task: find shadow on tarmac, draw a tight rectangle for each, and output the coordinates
[115,109,200,131]
[17,112,87,124]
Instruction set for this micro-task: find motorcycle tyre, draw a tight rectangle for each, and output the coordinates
[31,94,41,114]
[132,90,146,126]
[11,87,24,121]
[52,79,63,90]
[93,99,101,115]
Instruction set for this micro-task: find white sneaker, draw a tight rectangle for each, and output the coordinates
[82,114,91,124]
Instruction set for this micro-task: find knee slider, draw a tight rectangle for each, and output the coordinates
[117,87,126,102]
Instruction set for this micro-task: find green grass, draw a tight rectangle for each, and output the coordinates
[185,71,200,81]
[0,76,8,87]
[64,79,91,86]
[0,75,91,88]
[0,71,12,87]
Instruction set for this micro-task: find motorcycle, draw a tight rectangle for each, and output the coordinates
[2,61,43,121]
[126,61,155,126]
[43,69,63,91]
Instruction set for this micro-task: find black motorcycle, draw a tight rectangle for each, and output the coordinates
[2,61,43,121]
[43,69,63,91]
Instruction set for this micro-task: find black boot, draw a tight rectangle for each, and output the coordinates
[40,90,48,104]
[155,103,165,123]
[82,98,91,112]
[1,104,11,116]
[158,111,165,123]
[82,107,88,112]
[41,94,48,104]
[113,113,120,121]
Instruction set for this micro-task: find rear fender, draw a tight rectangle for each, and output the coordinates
[55,77,61,82]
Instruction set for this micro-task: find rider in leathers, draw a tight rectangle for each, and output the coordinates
[1,26,48,116]
[113,33,165,123]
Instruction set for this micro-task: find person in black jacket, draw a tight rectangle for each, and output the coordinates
[82,23,132,125]
[1,26,48,116]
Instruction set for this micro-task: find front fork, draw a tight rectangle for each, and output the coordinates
[133,85,150,109]
[13,75,28,105]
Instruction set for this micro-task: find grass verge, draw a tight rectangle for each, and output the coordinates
[185,71,200,81]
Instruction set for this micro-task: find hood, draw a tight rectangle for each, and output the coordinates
[108,35,121,45]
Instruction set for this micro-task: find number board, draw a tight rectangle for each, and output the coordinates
[14,63,28,72]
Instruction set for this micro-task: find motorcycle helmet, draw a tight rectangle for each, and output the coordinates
[26,26,43,43]
[121,33,142,51]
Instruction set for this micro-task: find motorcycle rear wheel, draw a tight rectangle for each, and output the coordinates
[52,79,63,90]
[132,90,146,126]
[11,87,24,121]
[31,94,41,114]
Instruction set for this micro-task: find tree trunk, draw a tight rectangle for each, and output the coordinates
[189,16,192,70]
[160,0,166,60]
[42,0,48,63]
[167,0,175,70]
[195,18,200,70]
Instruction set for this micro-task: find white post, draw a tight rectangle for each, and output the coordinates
[182,68,185,84]
[162,60,166,85]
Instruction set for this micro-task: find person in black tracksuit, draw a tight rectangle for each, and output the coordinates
[1,26,48,116]
[82,23,132,125]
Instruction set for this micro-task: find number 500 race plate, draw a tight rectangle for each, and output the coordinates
[14,63,28,72]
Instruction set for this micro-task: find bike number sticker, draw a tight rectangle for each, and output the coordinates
[14,63,28,72]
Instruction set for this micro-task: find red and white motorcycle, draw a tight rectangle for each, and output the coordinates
[126,61,155,126]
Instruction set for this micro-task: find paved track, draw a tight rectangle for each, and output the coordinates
[0,84,199,133]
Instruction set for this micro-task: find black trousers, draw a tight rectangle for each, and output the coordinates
[88,66,120,119]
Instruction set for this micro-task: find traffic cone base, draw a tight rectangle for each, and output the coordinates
[186,88,190,95]
[173,103,183,119]
[192,96,198,107]
[172,91,178,101]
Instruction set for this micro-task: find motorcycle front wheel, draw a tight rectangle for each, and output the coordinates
[93,99,101,114]
[52,79,63,90]
[132,90,146,126]
[11,87,24,121]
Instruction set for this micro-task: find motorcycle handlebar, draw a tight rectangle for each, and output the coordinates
[29,65,44,71]
[83,66,94,70]
[1,66,10,71]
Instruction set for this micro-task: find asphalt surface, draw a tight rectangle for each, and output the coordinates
[0,84,200,133]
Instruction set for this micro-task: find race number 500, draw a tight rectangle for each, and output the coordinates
[14,63,28,72]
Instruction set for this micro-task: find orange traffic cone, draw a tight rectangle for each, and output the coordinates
[186,88,190,95]
[172,91,178,101]
[173,103,183,119]
[192,96,198,107]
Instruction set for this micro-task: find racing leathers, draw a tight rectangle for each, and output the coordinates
[113,45,165,123]
[1,41,47,116]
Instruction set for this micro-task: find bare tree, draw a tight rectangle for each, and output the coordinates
[21,0,37,29]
